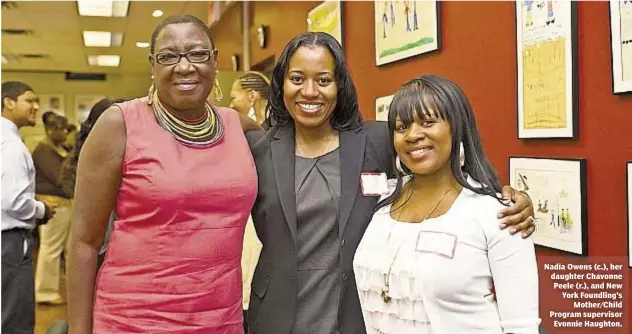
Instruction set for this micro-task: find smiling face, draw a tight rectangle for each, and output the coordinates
[394,109,453,177]
[151,22,216,111]
[3,90,39,128]
[282,45,337,131]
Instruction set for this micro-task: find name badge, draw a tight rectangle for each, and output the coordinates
[360,172,388,197]
[415,231,458,259]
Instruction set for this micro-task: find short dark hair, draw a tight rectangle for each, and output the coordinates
[150,14,215,54]
[42,111,56,125]
[377,74,505,211]
[238,72,270,100]
[44,114,68,131]
[1,81,33,110]
[266,32,362,131]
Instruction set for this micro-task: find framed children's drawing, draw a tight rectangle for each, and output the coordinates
[509,157,587,256]
[374,0,440,66]
[516,1,578,139]
[610,1,632,94]
[375,94,394,122]
[308,0,343,46]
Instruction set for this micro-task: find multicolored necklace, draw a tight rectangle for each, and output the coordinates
[150,89,224,148]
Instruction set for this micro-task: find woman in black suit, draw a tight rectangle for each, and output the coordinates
[245,32,535,334]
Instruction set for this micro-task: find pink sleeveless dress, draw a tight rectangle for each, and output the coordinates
[93,98,257,333]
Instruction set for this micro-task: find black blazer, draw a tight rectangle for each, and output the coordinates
[246,121,393,334]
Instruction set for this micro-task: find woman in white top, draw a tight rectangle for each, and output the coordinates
[353,74,540,334]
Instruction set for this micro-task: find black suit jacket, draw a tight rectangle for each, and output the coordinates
[246,121,393,334]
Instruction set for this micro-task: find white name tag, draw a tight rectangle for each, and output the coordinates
[360,172,389,197]
[415,231,458,259]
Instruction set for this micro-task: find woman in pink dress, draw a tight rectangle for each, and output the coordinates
[67,15,260,333]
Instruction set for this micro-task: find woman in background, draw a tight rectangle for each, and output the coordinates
[230,71,270,127]
[59,98,124,269]
[353,75,540,333]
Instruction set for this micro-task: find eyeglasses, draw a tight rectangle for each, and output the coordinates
[152,49,218,66]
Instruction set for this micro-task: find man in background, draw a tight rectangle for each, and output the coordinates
[1,81,56,333]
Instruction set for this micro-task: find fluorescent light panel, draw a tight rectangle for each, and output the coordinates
[83,31,123,47]
[152,9,163,18]
[136,42,150,48]
[87,55,120,67]
[77,0,129,17]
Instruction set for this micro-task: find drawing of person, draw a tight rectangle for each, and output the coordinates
[550,212,555,226]
[390,1,396,27]
[413,0,419,31]
[546,0,555,25]
[565,208,573,228]
[404,1,411,32]
[382,2,389,39]
[524,0,535,27]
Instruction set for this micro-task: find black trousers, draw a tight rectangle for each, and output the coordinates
[1,229,35,334]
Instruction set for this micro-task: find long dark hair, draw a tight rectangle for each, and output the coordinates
[59,98,125,197]
[266,32,362,130]
[377,74,504,211]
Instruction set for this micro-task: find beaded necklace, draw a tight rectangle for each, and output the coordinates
[150,89,224,148]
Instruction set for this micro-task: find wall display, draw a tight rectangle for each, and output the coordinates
[516,1,577,139]
[610,1,632,94]
[374,0,440,66]
[74,95,106,124]
[37,94,65,125]
[627,161,632,268]
[375,94,394,122]
[307,0,343,46]
[509,157,587,256]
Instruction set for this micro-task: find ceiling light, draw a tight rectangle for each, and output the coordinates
[83,31,123,47]
[87,55,120,67]
[152,9,163,18]
[136,42,150,48]
[77,0,129,17]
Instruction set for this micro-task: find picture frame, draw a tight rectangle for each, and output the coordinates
[627,161,632,268]
[516,1,578,139]
[374,0,440,66]
[307,0,343,46]
[509,157,587,256]
[74,95,106,124]
[609,1,632,94]
[37,94,65,125]
[375,94,394,122]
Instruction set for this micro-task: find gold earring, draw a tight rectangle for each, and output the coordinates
[147,82,155,105]
[213,77,223,102]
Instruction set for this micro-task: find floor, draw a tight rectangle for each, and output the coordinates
[33,256,68,334]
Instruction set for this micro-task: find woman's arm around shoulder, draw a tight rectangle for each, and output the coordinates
[67,106,126,334]
[476,196,541,333]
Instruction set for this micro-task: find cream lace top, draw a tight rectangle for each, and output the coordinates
[353,178,541,334]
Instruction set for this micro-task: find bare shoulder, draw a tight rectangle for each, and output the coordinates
[83,106,126,158]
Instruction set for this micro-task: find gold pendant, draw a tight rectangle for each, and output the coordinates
[381,290,392,303]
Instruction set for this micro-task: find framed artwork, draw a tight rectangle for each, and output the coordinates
[74,95,106,124]
[627,161,632,268]
[374,0,440,66]
[610,1,632,94]
[37,94,65,125]
[375,94,394,122]
[516,1,578,139]
[509,157,587,256]
[307,0,343,46]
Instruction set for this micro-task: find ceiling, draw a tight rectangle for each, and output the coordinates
[1,1,210,75]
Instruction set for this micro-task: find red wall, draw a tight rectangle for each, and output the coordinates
[344,1,632,331]
[213,1,632,331]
